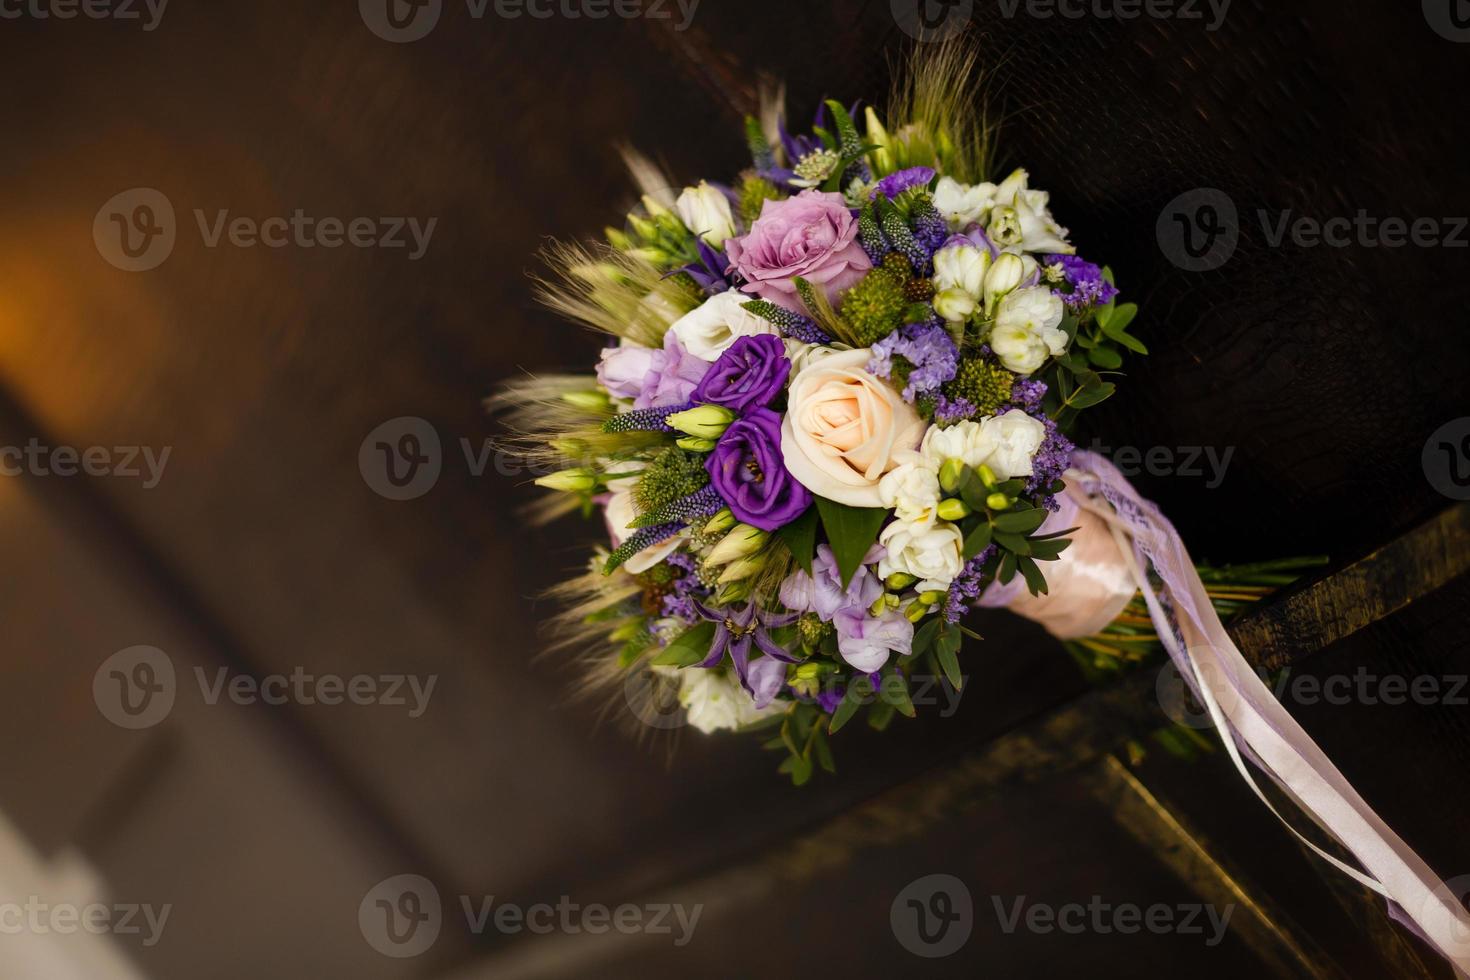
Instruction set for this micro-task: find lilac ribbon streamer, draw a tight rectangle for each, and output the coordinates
[1059,450,1470,971]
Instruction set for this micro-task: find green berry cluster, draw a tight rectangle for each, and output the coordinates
[634,448,709,514]
[943,358,1017,421]
[738,174,783,225]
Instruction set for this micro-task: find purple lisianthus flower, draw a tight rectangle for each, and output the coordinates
[871,166,936,200]
[779,543,883,621]
[833,607,914,673]
[706,408,812,531]
[692,334,790,413]
[596,332,709,410]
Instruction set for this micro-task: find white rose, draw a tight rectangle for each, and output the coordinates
[675,181,737,247]
[677,668,781,734]
[781,348,927,508]
[920,419,993,470]
[989,286,1067,375]
[877,520,965,593]
[977,410,1047,480]
[669,289,779,361]
[878,461,941,528]
[933,176,997,230]
[933,244,989,297]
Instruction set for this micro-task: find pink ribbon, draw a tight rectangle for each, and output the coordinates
[990,450,1470,969]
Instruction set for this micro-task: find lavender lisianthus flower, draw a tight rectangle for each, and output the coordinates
[692,334,790,413]
[778,543,884,621]
[596,331,710,410]
[833,606,914,673]
[706,408,812,531]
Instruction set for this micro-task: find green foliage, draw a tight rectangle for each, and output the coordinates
[814,497,888,588]
[842,266,909,346]
[738,173,782,225]
[634,448,709,514]
[774,506,818,575]
[651,621,716,667]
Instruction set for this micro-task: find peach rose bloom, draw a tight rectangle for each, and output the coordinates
[780,349,927,508]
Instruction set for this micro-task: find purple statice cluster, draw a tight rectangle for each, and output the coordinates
[933,393,979,426]
[1047,254,1118,311]
[1007,376,1048,415]
[659,550,709,624]
[944,546,997,624]
[867,321,959,402]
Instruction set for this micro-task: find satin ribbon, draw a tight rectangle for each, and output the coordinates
[988,450,1470,970]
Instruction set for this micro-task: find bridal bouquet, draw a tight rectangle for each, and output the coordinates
[500,46,1470,963]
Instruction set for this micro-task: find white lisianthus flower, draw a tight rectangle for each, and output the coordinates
[669,289,779,361]
[920,419,993,470]
[878,461,942,528]
[675,181,737,247]
[989,286,1067,375]
[933,244,990,298]
[933,176,997,230]
[988,168,1074,255]
[677,668,781,734]
[977,410,1047,480]
[878,520,965,593]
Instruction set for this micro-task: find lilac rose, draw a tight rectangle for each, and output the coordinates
[725,190,872,308]
[692,334,790,413]
[706,407,812,531]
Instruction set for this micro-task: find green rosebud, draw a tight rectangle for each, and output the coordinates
[885,572,918,590]
[561,390,612,413]
[977,464,998,488]
[534,468,597,493]
[919,590,947,606]
[702,508,736,536]
[676,436,718,453]
[705,523,768,565]
[938,457,967,494]
[936,498,972,521]
[986,492,1011,511]
[666,404,736,440]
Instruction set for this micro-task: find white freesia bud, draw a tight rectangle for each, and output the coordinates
[705,523,769,566]
[983,252,1027,314]
[933,244,989,298]
[675,181,736,247]
[933,287,978,323]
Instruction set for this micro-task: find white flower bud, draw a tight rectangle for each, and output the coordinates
[933,287,978,323]
[933,244,989,298]
[674,181,736,247]
[983,252,1027,314]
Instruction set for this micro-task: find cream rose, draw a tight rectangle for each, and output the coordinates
[780,349,927,507]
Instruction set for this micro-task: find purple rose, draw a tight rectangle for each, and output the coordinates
[706,408,812,531]
[725,190,872,308]
[596,332,709,410]
[691,334,790,413]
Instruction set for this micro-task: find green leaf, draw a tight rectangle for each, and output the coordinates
[1087,345,1123,369]
[998,550,1018,584]
[828,676,872,734]
[775,506,819,576]
[960,469,990,512]
[1028,536,1074,561]
[650,621,716,667]
[993,507,1046,534]
[815,497,887,588]
[879,671,916,718]
[812,726,836,773]
[935,643,963,691]
[962,520,994,559]
[993,530,1032,554]
[913,617,943,656]
[867,701,896,731]
[1068,382,1117,410]
[1017,555,1049,596]
[1103,302,1137,334]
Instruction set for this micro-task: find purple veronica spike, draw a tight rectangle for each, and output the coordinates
[601,401,695,434]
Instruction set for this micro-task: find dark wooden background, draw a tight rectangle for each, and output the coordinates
[1,1,1467,977]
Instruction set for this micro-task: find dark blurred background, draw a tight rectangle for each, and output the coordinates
[1,1,1468,977]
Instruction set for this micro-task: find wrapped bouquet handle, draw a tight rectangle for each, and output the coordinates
[999,450,1470,969]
